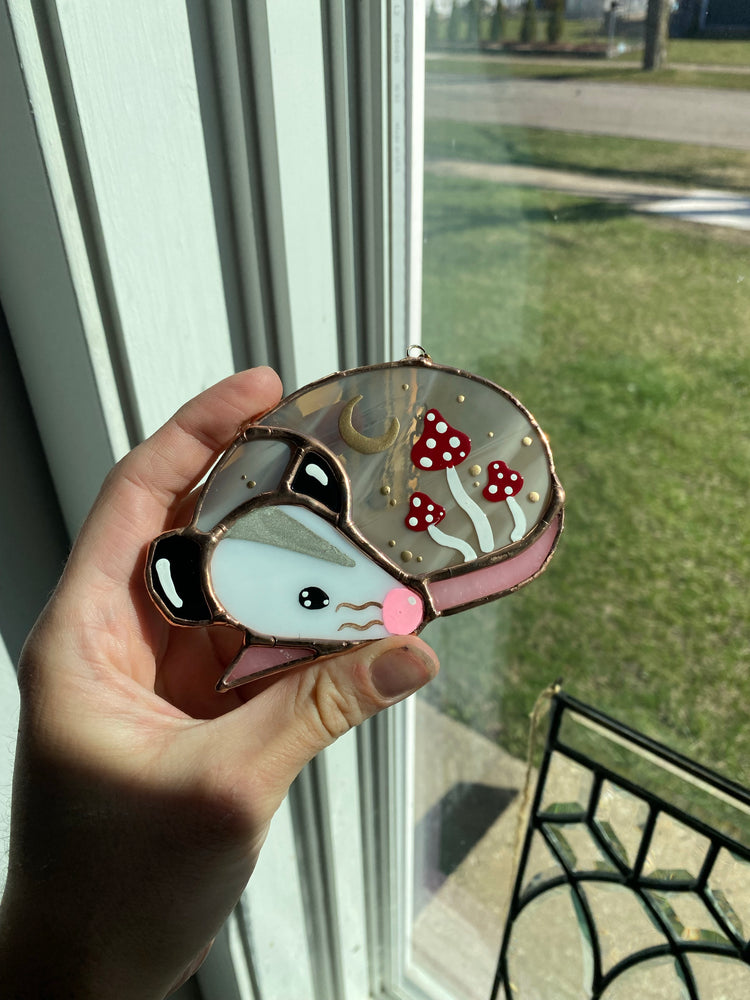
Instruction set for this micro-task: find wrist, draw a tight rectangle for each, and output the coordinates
[0,879,171,1000]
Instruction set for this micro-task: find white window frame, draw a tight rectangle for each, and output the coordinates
[0,1,437,997]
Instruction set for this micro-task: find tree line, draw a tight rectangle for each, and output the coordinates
[427,1,568,48]
[427,0,671,68]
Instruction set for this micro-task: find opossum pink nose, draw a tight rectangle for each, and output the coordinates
[382,587,424,635]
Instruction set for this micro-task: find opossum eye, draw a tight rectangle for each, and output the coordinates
[291,452,342,514]
[299,586,330,610]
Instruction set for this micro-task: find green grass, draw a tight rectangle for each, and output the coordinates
[427,54,750,91]
[667,37,750,67]
[426,119,750,193]
[419,172,750,788]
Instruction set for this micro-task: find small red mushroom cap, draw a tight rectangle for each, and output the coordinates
[406,492,446,532]
[483,461,523,501]
[411,409,471,471]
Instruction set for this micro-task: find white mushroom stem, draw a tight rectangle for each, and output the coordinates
[506,496,527,543]
[428,524,477,563]
[446,465,494,553]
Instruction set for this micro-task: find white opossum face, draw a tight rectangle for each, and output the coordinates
[210,505,423,641]
[147,433,429,663]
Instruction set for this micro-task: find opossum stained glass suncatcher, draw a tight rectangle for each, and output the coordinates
[146,352,564,690]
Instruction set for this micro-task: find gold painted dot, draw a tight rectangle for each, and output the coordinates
[522,436,533,447]
[241,474,247,480]
[401,550,413,562]
[389,498,398,507]
[469,464,481,476]
[246,480,256,488]
[381,485,391,495]
[473,481,480,488]
[388,539,396,547]
[416,555,423,562]
[402,383,409,390]
[457,394,465,403]
[488,431,494,438]
[529,491,540,503]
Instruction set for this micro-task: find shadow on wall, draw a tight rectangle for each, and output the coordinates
[0,306,69,666]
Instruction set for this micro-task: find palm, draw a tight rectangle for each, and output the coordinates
[154,619,245,717]
[80,520,248,723]
[54,368,284,726]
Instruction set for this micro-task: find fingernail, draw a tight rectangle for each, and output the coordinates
[370,647,435,700]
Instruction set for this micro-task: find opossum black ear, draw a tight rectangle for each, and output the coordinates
[291,451,344,515]
[147,533,213,625]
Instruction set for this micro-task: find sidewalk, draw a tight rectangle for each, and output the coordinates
[412,699,528,1000]
[427,75,750,150]
[425,158,750,231]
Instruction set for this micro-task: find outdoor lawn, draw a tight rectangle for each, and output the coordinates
[426,54,750,91]
[426,118,750,191]
[419,154,750,786]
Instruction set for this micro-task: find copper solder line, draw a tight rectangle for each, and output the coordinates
[335,601,383,612]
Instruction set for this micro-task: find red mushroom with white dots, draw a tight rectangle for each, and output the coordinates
[483,460,526,542]
[411,408,493,553]
[405,492,477,562]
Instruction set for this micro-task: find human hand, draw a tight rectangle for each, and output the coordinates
[0,367,439,999]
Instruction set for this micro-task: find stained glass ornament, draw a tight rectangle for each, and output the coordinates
[146,349,564,690]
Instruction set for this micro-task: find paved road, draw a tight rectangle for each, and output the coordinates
[426,76,750,150]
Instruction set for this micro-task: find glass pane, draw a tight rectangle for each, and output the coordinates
[543,822,617,875]
[419,19,750,780]
[506,885,593,1000]
[558,709,750,846]
[411,694,526,997]
[540,751,593,816]
[520,830,565,898]
[410,8,750,998]
[581,882,665,977]
[687,954,750,999]
[707,848,750,942]
[642,813,712,883]
[595,780,650,870]
[644,889,729,946]
[600,956,689,1000]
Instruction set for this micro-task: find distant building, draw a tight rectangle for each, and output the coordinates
[671,0,750,35]
[565,0,647,17]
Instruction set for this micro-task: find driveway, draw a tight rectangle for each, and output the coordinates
[426,159,750,230]
[426,75,750,150]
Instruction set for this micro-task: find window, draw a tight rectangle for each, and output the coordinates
[407,5,750,998]
[6,3,744,998]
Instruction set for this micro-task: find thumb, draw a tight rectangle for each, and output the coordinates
[216,636,438,799]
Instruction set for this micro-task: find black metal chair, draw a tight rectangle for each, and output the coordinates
[491,692,750,999]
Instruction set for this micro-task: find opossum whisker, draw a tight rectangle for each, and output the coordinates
[335,600,383,613]
[337,619,384,632]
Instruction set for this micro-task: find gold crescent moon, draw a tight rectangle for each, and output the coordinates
[339,395,400,454]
